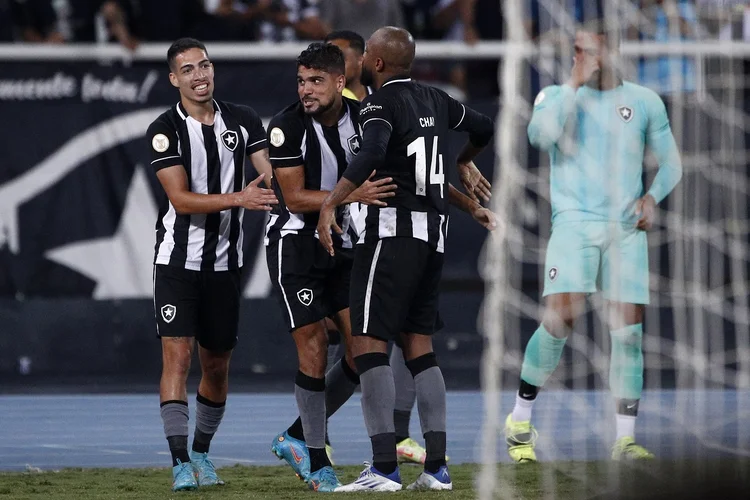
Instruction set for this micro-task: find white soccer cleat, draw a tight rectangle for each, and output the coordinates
[334,462,402,492]
[406,466,453,491]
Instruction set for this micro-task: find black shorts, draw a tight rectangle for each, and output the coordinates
[350,237,444,342]
[266,234,352,332]
[153,264,241,352]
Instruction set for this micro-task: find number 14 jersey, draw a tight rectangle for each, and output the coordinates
[354,77,493,253]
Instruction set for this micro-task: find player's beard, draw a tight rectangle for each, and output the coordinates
[304,96,335,117]
[360,65,374,88]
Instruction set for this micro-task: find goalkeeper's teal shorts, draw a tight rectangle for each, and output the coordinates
[542,221,649,305]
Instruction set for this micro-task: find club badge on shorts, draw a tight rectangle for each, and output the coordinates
[161,304,177,323]
[297,288,313,306]
[549,267,558,282]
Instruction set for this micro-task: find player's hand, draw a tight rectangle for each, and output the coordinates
[352,171,396,206]
[317,204,341,256]
[568,51,599,88]
[237,174,278,211]
[472,207,499,231]
[635,194,656,231]
[458,162,492,203]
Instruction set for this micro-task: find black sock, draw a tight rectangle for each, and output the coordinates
[394,409,411,444]
[519,379,539,401]
[287,417,305,441]
[192,428,213,454]
[325,429,331,446]
[167,435,190,467]
[424,431,447,473]
[371,433,397,475]
[309,447,331,473]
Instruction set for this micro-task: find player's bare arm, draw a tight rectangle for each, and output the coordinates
[318,178,359,256]
[448,184,498,231]
[156,164,277,214]
[275,165,395,214]
[248,148,274,188]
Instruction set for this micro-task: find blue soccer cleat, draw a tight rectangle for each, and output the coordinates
[189,450,225,486]
[171,459,198,491]
[271,430,310,481]
[406,465,453,491]
[306,465,342,492]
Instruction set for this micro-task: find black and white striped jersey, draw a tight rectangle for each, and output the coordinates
[343,77,494,253]
[265,97,361,249]
[147,99,268,271]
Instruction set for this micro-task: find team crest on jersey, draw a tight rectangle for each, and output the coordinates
[161,304,177,323]
[548,267,558,282]
[297,288,313,306]
[221,130,239,151]
[347,135,361,155]
[617,106,633,123]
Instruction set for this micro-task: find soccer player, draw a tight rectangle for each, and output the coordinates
[318,27,496,491]
[325,28,436,466]
[146,38,278,491]
[264,42,397,492]
[505,21,683,463]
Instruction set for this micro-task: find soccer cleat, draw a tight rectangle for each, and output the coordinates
[396,437,450,464]
[189,450,224,486]
[334,462,402,492]
[171,460,198,491]
[406,465,453,491]
[307,465,342,492]
[271,431,310,481]
[326,444,335,465]
[611,437,655,461]
[504,413,538,463]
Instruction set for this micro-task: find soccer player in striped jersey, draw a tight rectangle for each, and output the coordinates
[325,28,432,466]
[318,26,496,492]
[505,21,682,463]
[146,38,278,491]
[265,42,398,492]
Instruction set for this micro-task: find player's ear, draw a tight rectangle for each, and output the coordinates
[375,57,385,73]
[168,72,179,89]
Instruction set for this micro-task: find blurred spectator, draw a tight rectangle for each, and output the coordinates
[321,0,403,39]
[629,0,700,96]
[124,0,205,42]
[259,0,329,41]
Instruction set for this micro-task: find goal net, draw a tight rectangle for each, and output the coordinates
[480,1,750,497]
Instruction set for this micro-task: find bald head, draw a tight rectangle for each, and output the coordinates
[367,26,415,74]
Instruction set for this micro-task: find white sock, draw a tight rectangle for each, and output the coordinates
[511,394,535,422]
[615,414,636,441]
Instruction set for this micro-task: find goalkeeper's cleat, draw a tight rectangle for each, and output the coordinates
[307,466,342,492]
[406,466,453,491]
[334,462,402,492]
[171,460,198,491]
[271,430,310,481]
[396,437,450,464]
[396,437,426,464]
[325,444,335,465]
[189,450,224,486]
[611,437,655,461]
[504,413,538,463]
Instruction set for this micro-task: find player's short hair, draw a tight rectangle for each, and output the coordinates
[580,18,620,49]
[324,30,366,55]
[167,38,208,70]
[297,42,346,76]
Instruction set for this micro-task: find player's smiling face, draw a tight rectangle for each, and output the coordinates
[297,65,343,116]
[169,48,214,104]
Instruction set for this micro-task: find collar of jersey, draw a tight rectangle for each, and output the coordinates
[176,99,220,121]
[382,76,412,87]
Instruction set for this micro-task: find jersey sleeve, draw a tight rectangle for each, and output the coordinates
[147,119,181,171]
[236,105,268,155]
[437,89,494,148]
[527,84,577,151]
[358,92,396,133]
[267,113,305,168]
[644,90,682,204]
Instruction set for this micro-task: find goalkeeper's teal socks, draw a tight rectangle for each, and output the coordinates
[511,325,567,422]
[609,323,644,401]
[520,324,567,389]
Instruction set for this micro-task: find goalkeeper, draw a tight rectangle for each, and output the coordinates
[506,21,682,462]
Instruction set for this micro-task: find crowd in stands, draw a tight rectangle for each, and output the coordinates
[0,1,746,98]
